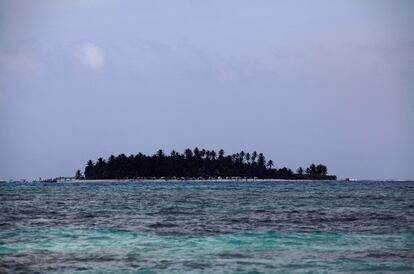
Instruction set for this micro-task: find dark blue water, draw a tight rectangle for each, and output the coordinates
[1,181,413,273]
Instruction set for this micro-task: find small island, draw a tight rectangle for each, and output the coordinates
[75,148,336,181]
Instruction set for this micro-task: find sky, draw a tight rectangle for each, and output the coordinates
[0,0,413,180]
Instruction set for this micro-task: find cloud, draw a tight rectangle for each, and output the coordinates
[0,52,40,74]
[74,42,106,70]
[214,62,239,83]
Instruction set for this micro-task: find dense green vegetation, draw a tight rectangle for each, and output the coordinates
[77,148,336,180]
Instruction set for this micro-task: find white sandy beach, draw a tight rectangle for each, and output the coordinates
[70,178,337,183]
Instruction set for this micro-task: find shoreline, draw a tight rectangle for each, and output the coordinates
[7,179,414,183]
[69,178,337,183]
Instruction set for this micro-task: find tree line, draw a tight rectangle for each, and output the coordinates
[76,148,336,180]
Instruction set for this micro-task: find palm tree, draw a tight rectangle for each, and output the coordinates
[257,153,265,167]
[240,151,245,163]
[306,164,317,175]
[193,147,200,158]
[267,160,274,169]
[184,148,193,159]
[251,151,257,163]
[108,155,115,164]
[84,160,96,179]
[245,152,251,163]
[316,164,327,176]
[157,149,165,158]
[231,154,237,163]
[75,169,83,179]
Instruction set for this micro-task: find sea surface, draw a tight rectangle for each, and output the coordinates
[1,181,413,273]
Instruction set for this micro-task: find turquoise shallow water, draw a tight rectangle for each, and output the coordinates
[1,181,413,273]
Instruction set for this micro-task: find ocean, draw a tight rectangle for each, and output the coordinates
[1,181,413,273]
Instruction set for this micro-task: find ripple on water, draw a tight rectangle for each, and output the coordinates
[0,181,413,273]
